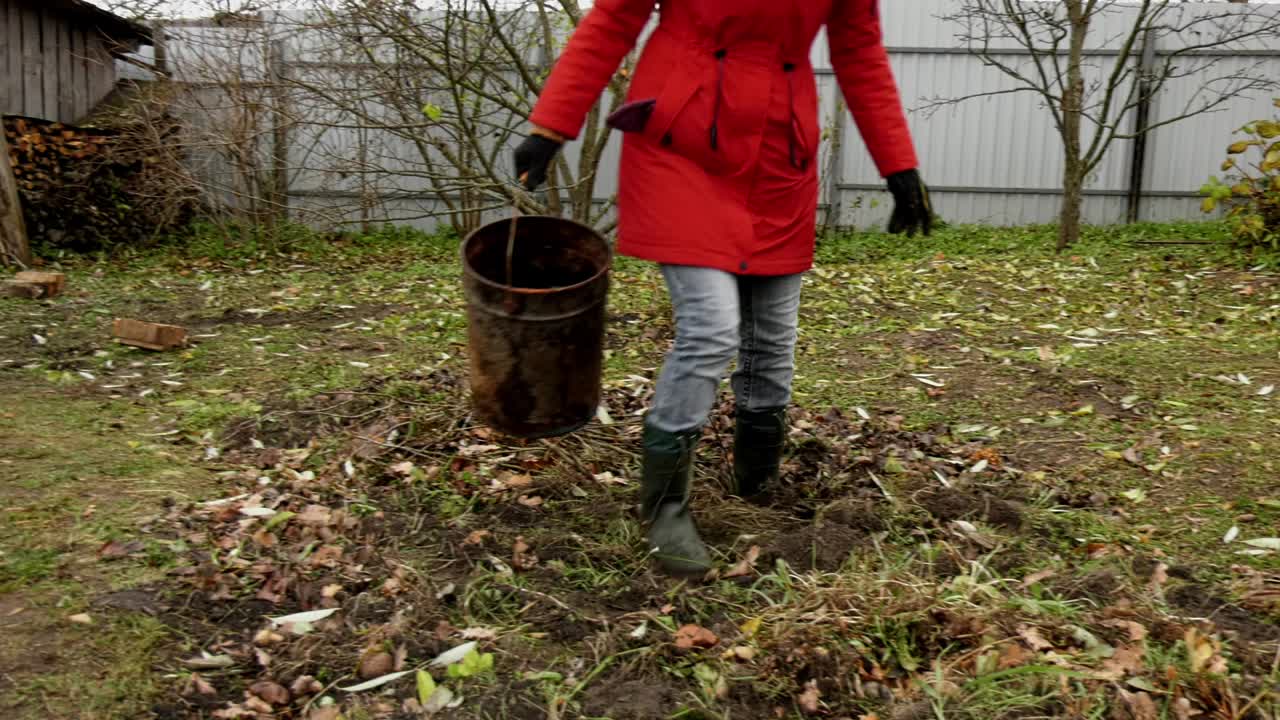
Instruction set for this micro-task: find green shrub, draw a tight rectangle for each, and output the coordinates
[1200,99,1280,251]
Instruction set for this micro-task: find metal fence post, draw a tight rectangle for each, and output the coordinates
[1125,28,1157,224]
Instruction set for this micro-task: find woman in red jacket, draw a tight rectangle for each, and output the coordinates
[515,0,932,576]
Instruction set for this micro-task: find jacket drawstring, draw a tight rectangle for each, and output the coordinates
[707,51,805,170]
[710,49,727,151]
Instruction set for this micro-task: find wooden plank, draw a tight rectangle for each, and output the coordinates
[57,18,73,121]
[3,0,24,116]
[2,281,43,298]
[14,270,65,296]
[0,129,32,268]
[113,319,188,351]
[21,3,43,118]
[69,27,88,121]
[86,35,113,116]
[40,8,58,122]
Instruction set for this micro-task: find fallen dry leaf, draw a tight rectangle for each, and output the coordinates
[1149,562,1170,596]
[512,536,538,571]
[394,644,409,671]
[243,695,274,714]
[1087,542,1116,559]
[309,544,344,568]
[308,707,342,720]
[297,505,332,527]
[1118,689,1158,720]
[1020,568,1057,588]
[1017,624,1053,652]
[290,675,323,696]
[463,529,491,546]
[723,545,761,579]
[381,576,404,596]
[1103,619,1149,642]
[998,641,1033,669]
[184,673,217,696]
[1185,627,1221,674]
[1208,654,1228,675]
[1099,643,1145,680]
[249,680,290,706]
[969,447,1002,468]
[798,679,822,714]
[97,540,145,560]
[182,653,236,670]
[593,471,628,485]
[359,651,395,680]
[673,624,719,650]
[253,628,284,646]
[501,473,533,489]
[1171,697,1196,720]
[460,627,498,641]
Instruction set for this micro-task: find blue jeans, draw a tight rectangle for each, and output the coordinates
[647,266,804,433]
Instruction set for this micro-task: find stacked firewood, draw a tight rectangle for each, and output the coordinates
[3,113,197,252]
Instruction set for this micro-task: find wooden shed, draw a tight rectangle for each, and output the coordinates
[2,0,152,123]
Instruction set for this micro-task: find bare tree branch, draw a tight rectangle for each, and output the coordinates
[932,0,1280,250]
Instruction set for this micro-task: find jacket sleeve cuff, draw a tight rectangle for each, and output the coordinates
[528,109,581,142]
[875,153,919,179]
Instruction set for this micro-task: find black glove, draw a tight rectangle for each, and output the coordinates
[513,134,562,190]
[886,169,933,236]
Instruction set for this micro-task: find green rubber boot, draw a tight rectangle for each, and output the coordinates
[640,425,712,577]
[733,407,788,501]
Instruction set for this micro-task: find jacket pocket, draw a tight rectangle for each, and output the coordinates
[642,75,701,148]
[642,73,749,176]
[790,71,822,172]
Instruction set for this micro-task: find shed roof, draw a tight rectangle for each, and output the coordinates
[38,0,153,49]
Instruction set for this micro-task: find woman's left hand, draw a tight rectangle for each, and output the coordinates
[886,169,933,236]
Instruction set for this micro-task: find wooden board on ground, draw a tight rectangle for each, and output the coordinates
[113,318,187,351]
[13,270,65,297]
[2,280,43,298]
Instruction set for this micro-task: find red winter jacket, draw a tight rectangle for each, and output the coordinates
[530,0,918,276]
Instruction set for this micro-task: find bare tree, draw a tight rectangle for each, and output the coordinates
[285,0,632,235]
[162,10,299,236]
[929,0,1280,250]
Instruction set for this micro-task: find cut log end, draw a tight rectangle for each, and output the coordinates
[113,318,188,351]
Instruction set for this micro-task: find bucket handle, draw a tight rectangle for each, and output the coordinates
[504,174,532,306]
[505,206,519,290]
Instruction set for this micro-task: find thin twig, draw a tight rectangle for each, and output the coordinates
[493,583,609,627]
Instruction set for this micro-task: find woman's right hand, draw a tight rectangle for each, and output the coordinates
[514,127,565,189]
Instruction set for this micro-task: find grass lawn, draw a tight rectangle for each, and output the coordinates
[0,222,1276,719]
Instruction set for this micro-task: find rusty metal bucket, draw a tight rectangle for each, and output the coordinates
[461,215,611,439]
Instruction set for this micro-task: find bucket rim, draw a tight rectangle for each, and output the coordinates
[461,214,613,296]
